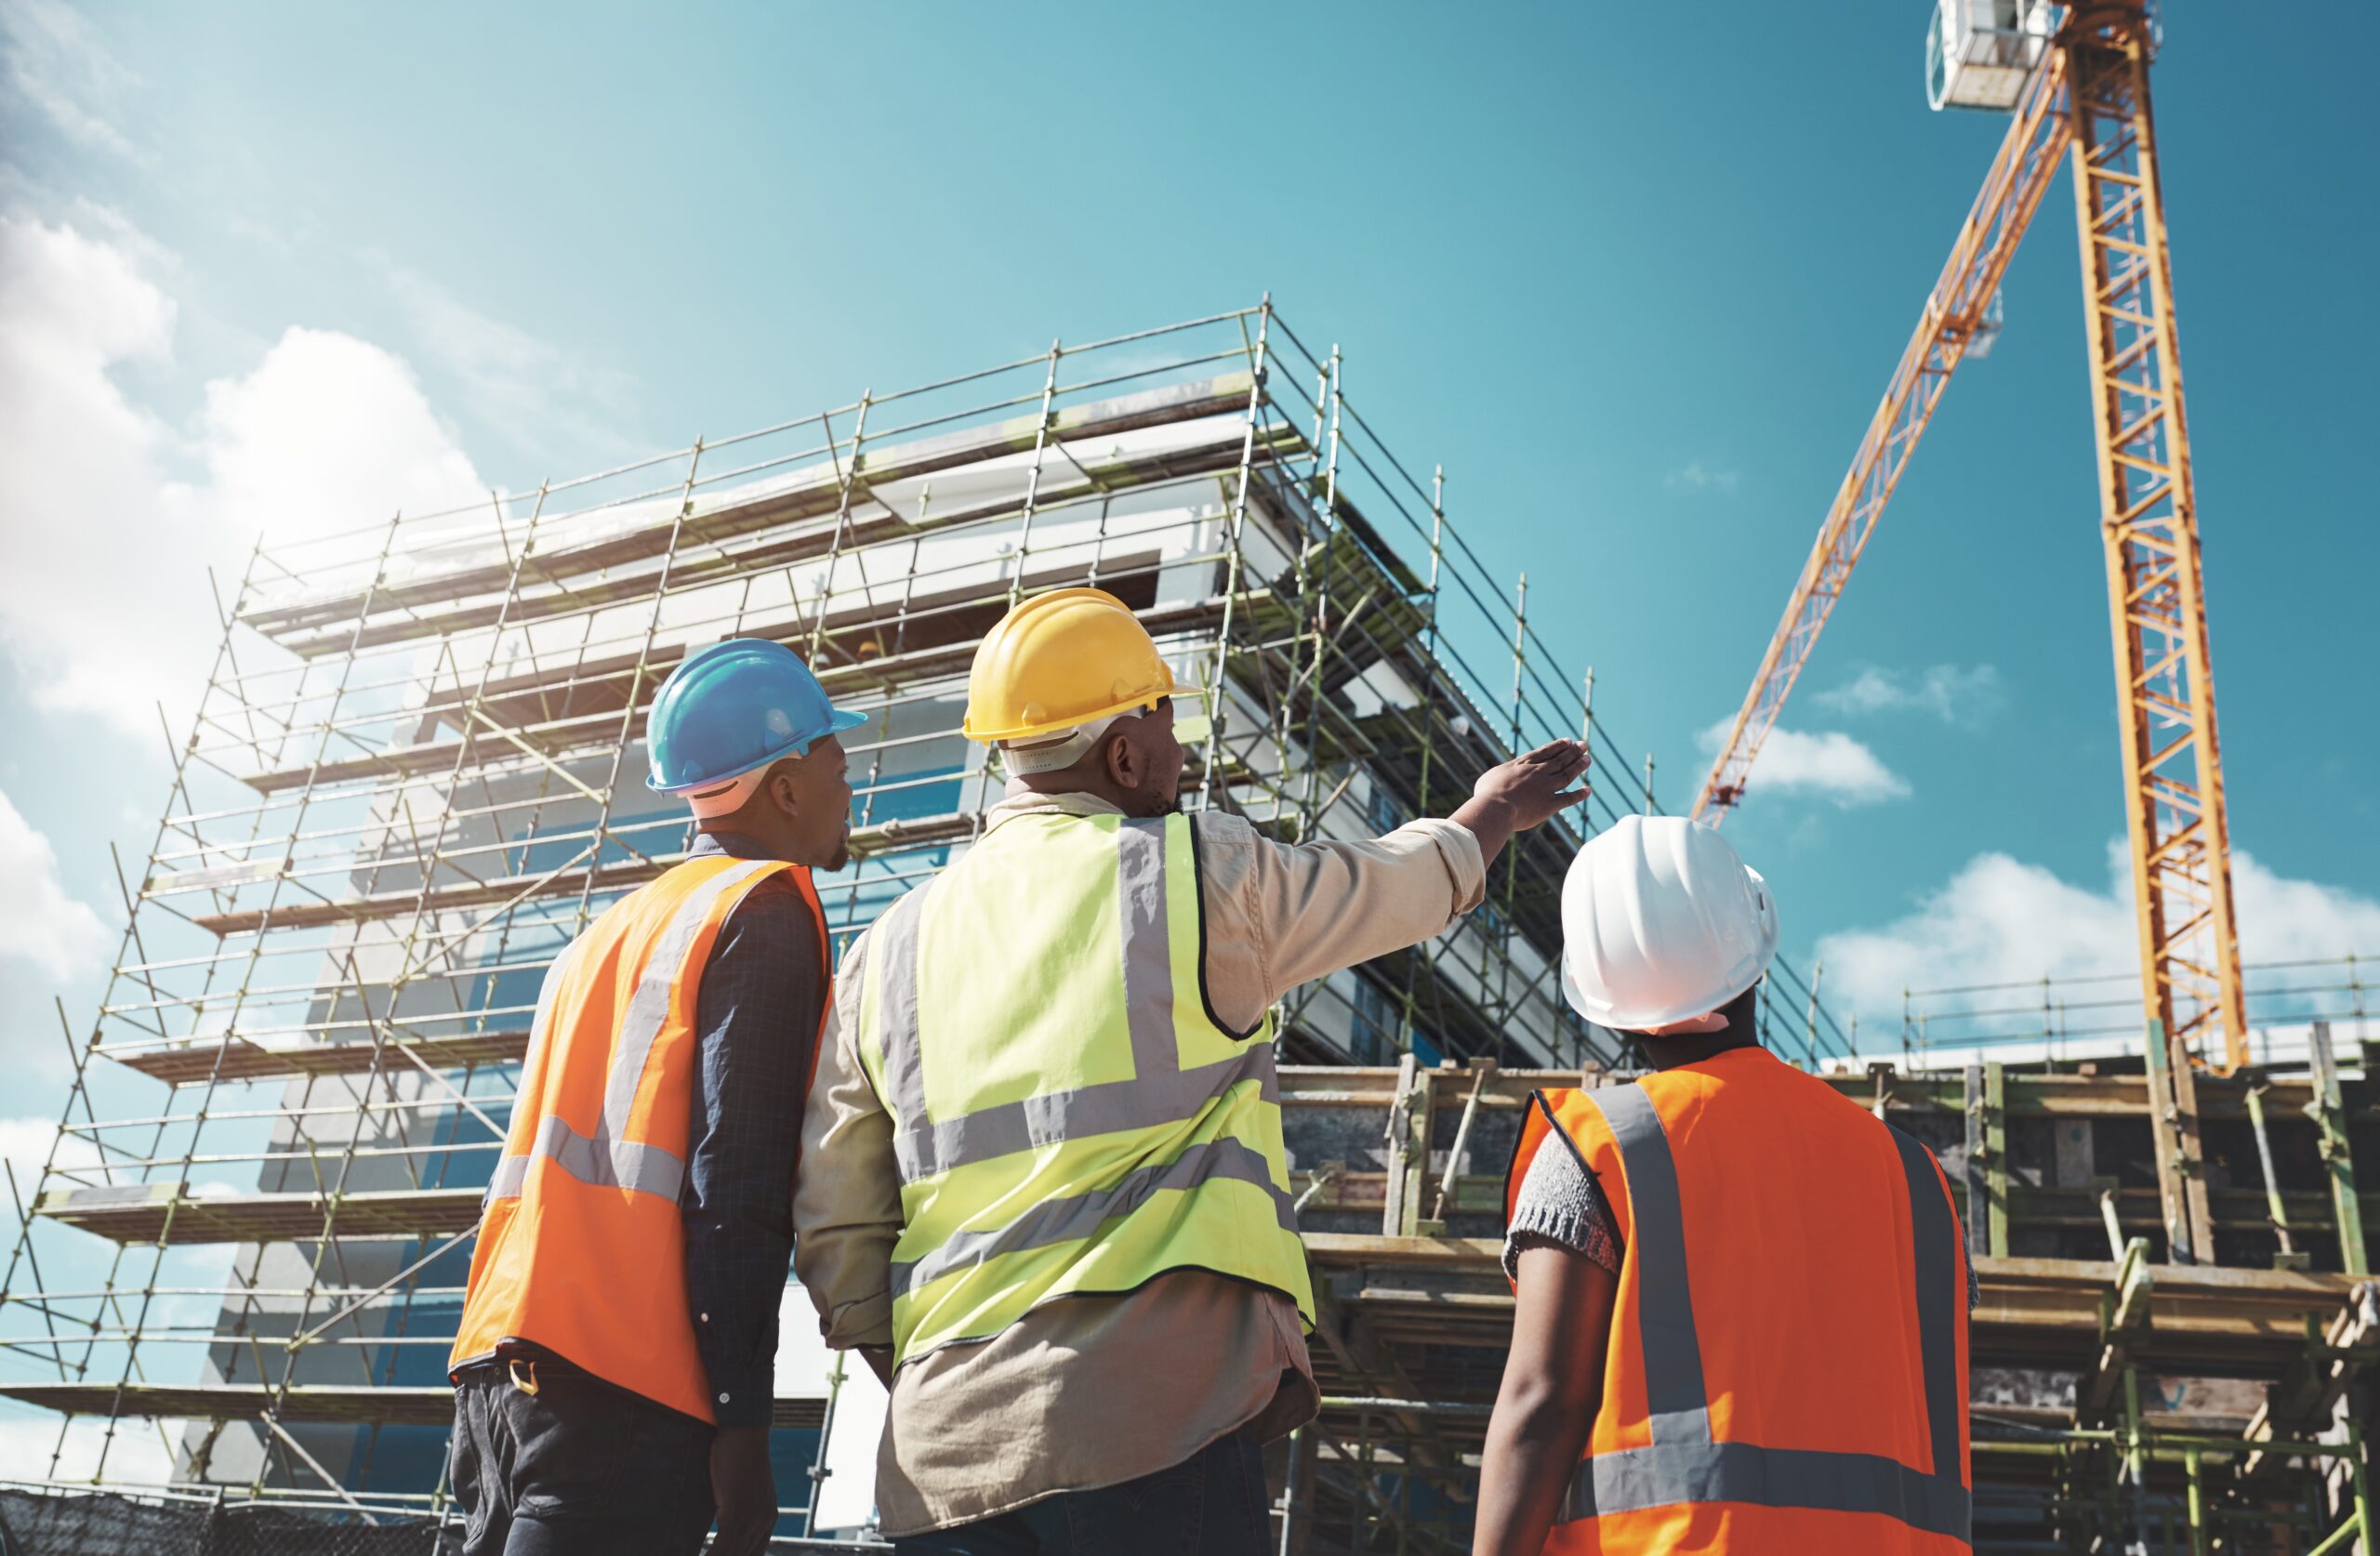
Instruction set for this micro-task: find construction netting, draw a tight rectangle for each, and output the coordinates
[0,1485,463,1556]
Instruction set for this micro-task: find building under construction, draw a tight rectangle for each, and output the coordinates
[0,304,2372,1555]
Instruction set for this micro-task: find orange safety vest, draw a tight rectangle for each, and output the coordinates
[1505,1048,1971,1553]
[449,855,828,1422]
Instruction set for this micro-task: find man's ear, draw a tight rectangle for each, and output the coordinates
[1104,730,1138,788]
[768,761,801,817]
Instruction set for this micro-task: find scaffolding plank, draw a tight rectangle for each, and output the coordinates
[1304,1228,2370,1379]
[271,427,1270,662]
[186,811,976,936]
[244,374,1266,651]
[0,1381,825,1430]
[36,1184,485,1245]
[103,1032,532,1085]
[229,593,1254,796]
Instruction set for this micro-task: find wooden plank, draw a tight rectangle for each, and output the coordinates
[36,1185,484,1245]
[242,373,1263,647]
[0,1380,825,1430]
[103,1031,531,1085]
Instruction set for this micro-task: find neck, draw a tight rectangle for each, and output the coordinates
[694,824,801,864]
[1631,990,1763,1072]
[1019,774,1142,812]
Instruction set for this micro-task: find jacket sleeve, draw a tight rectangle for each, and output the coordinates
[791,926,903,1351]
[683,882,824,1428]
[1193,813,1488,1034]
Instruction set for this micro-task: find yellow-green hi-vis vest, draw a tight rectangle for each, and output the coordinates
[857,811,1316,1366]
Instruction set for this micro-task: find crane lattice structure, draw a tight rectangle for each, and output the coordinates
[1692,1,2243,1264]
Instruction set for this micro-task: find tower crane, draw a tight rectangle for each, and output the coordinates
[1689,1,2235,1259]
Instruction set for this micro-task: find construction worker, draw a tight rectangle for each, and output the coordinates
[446,638,865,1556]
[794,586,1589,1553]
[1474,815,1973,1554]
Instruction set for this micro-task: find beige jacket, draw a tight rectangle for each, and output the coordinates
[793,789,1487,1536]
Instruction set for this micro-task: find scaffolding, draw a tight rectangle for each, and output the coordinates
[14,298,2351,1553]
[0,302,1855,1545]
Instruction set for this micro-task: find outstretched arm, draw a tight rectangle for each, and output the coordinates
[1202,741,1592,1027]
[1474,1243,1617,1556]
[1452,739,1592,869]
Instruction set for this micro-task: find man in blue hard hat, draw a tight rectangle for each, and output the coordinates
[447,638,863,1556]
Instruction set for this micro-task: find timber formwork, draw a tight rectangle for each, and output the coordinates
[0,304,1851,1542]
[1274,1043,2376,1555]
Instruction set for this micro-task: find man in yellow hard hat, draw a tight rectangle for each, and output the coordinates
[794,587,1590,1553]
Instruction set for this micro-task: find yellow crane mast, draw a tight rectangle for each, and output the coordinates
[1690,1,2236,1260]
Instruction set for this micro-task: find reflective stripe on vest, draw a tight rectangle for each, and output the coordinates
[1556,1083,1972,1543]
[867,822,1284,1185]
[859,811,1314,1363]
[484,858,782,1205]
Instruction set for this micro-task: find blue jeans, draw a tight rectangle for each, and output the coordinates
[892,1425,1271,1556]
[450,1357,716,1555]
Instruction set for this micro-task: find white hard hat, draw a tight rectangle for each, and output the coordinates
[1559,815,1779,1031]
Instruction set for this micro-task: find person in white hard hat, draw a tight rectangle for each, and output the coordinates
[1474,817,1976,1556]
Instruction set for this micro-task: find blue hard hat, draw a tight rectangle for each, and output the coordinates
[645,639,867,795]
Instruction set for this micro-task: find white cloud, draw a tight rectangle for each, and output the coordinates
[1665,460,1740,494]
[0,1410,178,1484]
[0,788,110,982]
[380,258,638,459]
[0,214,486,735]
[0,0,144,163]
[2,1114,101,1204]
[199,324,485,544]
[1818,842,2380,1026]
[1816,663,2003,724]
[1699,719,1910,807]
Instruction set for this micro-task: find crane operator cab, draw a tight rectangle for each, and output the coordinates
[1925,0,2055,112]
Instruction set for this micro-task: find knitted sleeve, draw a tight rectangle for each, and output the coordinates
[1501,1134,1621,1282]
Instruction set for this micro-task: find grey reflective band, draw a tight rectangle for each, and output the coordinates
[891,1047,1279,1182]
[1562,1440,1972,1539]
[603,860,782,1145]
[1563,1083,1970,1547]
[1116,819,1180,1082]
[484,943,579,1210]
[1892,1124,1964,1483]
[873,883,933,1126]
[1583,1085,1712,1446]
[871,818,1280,1184]
[486,860,779,1208]
[888,1136,1295,1298]
[487,1114,686,1202]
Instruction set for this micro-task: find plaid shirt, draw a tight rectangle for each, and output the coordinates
[682,830,827,1427]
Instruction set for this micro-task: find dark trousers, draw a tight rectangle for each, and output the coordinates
[450,1358,716,1555]
[892,1426,1271,1556]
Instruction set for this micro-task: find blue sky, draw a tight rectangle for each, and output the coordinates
[2,0,2375,1136]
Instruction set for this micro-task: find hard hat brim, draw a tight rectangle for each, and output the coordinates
[960,682,1173,746]
[645,705,868,794]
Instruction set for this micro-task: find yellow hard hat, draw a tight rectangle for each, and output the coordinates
[962,587,1177,745]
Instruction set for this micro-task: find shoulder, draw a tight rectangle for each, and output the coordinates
[1175,809,1256,847]
[1179,809,1258,852]
[725,868,821,930]
[1176,809,1266,890]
